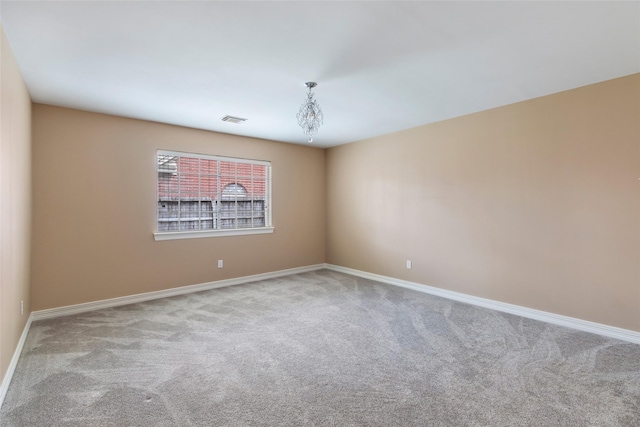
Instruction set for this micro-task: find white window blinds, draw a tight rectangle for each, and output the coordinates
[156,150,272,237]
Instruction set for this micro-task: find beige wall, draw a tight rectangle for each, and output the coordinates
[327,74,640,332]
[15,58,640,343]
[0,26,32,383]
[31,105,325,310]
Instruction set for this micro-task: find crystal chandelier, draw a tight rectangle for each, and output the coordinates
[296,82,323,143]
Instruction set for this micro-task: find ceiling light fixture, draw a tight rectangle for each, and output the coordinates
[296,82,323,143]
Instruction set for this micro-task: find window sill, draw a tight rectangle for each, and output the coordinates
[154,227,274,241]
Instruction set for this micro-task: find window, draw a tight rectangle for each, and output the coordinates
[155,150,273,240]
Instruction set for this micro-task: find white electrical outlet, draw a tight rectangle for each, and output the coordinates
[21,300,24,315]
[406,260,412,269]
[218,260,223,268]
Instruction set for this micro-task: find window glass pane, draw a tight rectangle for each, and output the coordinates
[220,161,236,178]
[253,164,267,178]
[200,159,217,176]
[236,163,252,179]
[158,161,179,196]
[179,157,199,173]
[200,176,218,199]
[252,179,266,200]
[178,175,199,195]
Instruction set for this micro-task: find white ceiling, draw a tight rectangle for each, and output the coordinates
[1,1,639,148]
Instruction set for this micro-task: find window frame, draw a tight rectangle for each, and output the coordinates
[154,149,273,241]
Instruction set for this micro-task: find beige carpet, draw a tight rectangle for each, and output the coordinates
[1,270,639,426]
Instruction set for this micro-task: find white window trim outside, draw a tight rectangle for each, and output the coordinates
[154,149,273,241]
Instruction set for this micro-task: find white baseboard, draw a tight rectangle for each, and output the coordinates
[31,264,325,321]
[325,264,640,345]
[0,314,33,409]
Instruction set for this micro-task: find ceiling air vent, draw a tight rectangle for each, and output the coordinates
[221,115,247,124]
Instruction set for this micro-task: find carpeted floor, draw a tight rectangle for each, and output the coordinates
[1,270,639,426]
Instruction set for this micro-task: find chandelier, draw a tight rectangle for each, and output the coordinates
[296,82,323,143]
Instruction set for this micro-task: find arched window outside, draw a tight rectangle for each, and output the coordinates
[221,183,248,200]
